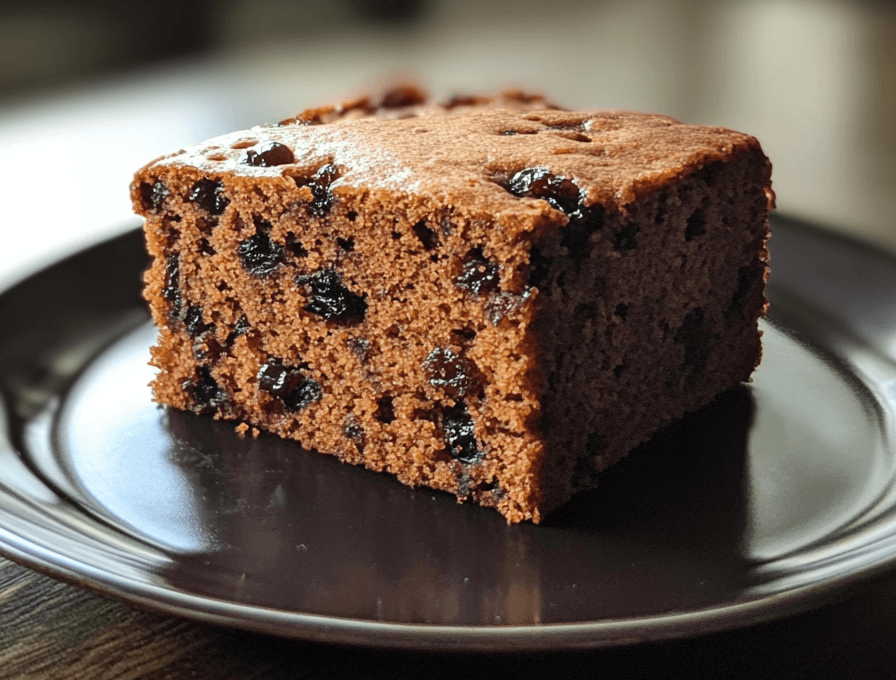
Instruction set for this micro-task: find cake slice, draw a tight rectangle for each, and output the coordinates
[131,89,773,523]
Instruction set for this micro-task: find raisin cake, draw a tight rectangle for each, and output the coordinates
[131,89,773,524]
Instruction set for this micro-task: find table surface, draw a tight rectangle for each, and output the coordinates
[2,554,896,679]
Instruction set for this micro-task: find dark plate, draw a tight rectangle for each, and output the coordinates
[1,215,896,651]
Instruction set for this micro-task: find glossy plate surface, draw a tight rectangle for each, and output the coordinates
[1,215,896,650]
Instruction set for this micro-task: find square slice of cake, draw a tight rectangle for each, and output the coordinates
[131,89,773,523]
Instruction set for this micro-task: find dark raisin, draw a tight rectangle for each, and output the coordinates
[508,168,602,264]
[379,85,426,109]
[613,224,639,252]
[685,208,707,241]
[140,179,169,213]
[344,417,364,442]
[724,266,755,324]
[163,254,182,318]
[337,237,355,252]
[238,230,285,277]
[258,358,301,397]
[423,348,477,398]
[412,221,438,251]
[347,210,358,222]
[374,396,396,424]
[258,358,305,399]
[455,248,500,295]
[183,366,228,415]
[295,268,367,323]
[674,308,718,389]
[257,358,321,411]
[183,304,213,337]
[188,179,229,215]
[614,303,629,320]
[507,167,584,219]
[442,402,481,464]
[311,164,339,215]
[283,378,322,411]
[243,142,295,167]
[226,315,250,344]
[293,164,340,217]
[484,291,525,325]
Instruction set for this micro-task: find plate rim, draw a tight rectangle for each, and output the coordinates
[0,516,886,651]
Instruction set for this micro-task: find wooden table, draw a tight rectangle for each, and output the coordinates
[3,554,896,679]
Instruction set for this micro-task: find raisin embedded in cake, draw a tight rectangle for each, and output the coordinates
[132,89,773,523]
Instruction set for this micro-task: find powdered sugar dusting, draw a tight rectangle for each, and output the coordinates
[158,120,420,192]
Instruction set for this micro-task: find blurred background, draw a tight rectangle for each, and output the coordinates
[0,0,894,283]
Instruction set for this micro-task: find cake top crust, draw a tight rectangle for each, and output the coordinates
[148,89,767,219]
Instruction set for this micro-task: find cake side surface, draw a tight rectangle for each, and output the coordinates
[132,93,772,523]
[529,149,770,507]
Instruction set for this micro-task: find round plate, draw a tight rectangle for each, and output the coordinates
[1,215,896,651]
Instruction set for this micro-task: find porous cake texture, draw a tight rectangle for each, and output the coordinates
[132,89,773,523]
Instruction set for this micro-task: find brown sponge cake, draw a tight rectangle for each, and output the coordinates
[131,90,772,524]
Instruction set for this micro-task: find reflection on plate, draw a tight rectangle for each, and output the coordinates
[0,215,895,651]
